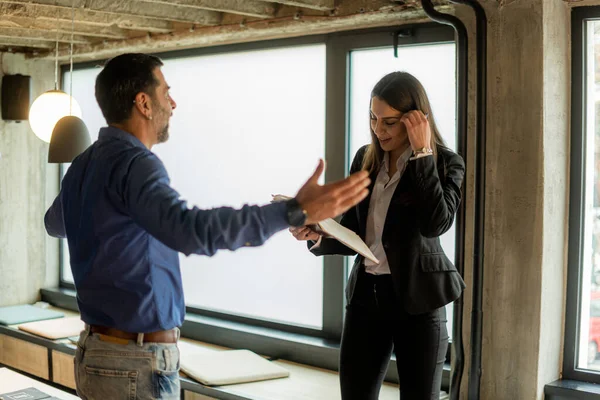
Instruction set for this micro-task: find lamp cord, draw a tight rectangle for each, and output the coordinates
[69,0,75,116]
[54,15,59,91]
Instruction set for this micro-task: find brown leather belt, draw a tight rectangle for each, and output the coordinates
[90,325,178,344]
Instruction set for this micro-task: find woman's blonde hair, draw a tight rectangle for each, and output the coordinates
[362,71,446,174]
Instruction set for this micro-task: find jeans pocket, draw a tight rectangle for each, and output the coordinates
[153,369,180,399]
[82,366,138,400]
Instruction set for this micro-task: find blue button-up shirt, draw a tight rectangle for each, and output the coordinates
[45,126,289,333]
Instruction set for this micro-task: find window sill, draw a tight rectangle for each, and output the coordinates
[0,322,406,400]
[545,380,600,399]
[40,287,450,389]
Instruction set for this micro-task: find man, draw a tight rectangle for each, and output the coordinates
[44,53,370,399]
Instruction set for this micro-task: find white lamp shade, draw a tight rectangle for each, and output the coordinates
[29,89,82,143]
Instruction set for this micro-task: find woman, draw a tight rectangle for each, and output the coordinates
[290,71,465,400]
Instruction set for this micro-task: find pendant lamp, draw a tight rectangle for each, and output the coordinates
[29,12,82,144]
[48,1,90,163]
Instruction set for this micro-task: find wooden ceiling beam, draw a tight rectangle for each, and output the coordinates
[0,16,129,39]
[0,27,91,44]
[258,0,335,11]
[0,36,54,49]
[136,0,276,19]
[0,3,176,33]
[0,1,221,25]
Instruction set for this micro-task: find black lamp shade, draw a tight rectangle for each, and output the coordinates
[48,116,91,163]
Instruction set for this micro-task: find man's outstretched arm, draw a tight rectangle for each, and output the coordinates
[124,154,370,257]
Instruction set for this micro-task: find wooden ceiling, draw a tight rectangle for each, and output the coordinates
[0,0,445,62]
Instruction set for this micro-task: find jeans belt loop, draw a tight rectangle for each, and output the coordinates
[136,332,144,347]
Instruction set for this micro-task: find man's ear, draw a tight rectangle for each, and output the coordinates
[133,92,152,119]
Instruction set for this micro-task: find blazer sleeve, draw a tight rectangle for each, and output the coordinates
[308,146,367,257]
[409,149,465,238]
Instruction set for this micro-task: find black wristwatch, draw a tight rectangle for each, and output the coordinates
[285,198,308,227]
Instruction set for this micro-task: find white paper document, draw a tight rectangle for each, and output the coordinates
[272,194,379,264]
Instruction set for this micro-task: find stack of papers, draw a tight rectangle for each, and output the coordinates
[272,194,379,264]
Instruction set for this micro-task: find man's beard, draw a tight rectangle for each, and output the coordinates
[151,96,171,144]
[157,124,169,143]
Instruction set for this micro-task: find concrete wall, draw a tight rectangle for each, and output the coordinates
[454,0,570,398]
[0,53,59,307]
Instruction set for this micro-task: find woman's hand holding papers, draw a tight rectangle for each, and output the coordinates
[289,226,321,241]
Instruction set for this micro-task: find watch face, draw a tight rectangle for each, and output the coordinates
[287,200,307,227]
[288,208,306,227]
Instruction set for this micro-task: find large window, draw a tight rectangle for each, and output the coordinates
[160,46,326,328]
[567,7,600,382]
[58,26,460,372]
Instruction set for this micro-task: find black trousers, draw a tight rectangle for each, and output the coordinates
[340,268,448,400]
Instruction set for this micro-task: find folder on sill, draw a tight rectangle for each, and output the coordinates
[271,194,379,264]
[180,349,289,386]
[18,316,85,340]
[0,305,63,326]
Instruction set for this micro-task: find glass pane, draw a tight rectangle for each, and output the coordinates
[60,44,326,329]
[347,43,457,339]
[578,21,600,370]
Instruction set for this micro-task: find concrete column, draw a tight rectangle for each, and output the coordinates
[455,0,569,398]
[0,53,58,306]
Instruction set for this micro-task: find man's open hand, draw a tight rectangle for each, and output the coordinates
[295,159,370,225]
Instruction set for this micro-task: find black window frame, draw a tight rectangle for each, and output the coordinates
[54,23,458,383]
[565,5,600,384]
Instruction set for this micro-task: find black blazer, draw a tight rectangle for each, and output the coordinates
[310,145,466,314]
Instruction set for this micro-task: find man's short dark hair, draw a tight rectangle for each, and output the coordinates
[95,53,164,124]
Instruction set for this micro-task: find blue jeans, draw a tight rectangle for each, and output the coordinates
[74,326,181,400]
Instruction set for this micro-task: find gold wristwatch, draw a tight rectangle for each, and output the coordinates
[413,147,433,156]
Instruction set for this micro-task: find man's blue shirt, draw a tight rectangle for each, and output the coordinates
[45,126,289,333]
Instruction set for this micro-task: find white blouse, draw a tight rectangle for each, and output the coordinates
[363,148,413,275]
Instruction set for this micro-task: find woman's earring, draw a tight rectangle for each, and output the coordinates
[148,115,153,120]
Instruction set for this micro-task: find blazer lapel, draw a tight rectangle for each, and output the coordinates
[390,160,415,206]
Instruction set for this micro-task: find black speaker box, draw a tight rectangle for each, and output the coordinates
[1,74,31,121]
